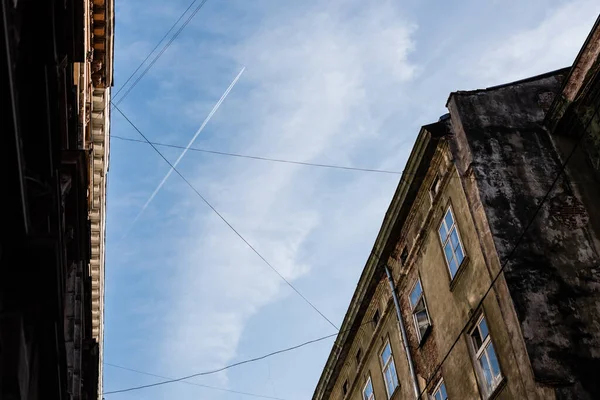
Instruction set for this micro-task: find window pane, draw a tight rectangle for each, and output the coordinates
[386,369,395,396]
[444,210,454,232]
[479,353,493,389]
[383,359,399,397]
[448,257,458,277]
[450,228,460,249]
[478,317,489,340]
[390,360,398,387]
[381,343,392,364]
[455,245,465,265]
[410,280,422,307]
[363,379,373,400]
[487,342,501,379]
[416,309,429,330]
[472,327,483,350]
[444,242,454,264]
[439,223,448,241]
[440,382,447,399]
[433,382,447,400]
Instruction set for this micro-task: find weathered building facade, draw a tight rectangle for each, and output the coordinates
[313,17,600,400]
[1,0,113,398]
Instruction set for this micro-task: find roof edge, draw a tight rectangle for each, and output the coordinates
[445,67,571,107]
[312,123,443,399]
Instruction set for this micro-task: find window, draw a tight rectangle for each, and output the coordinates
[356,348,362,365]
[438,207,465,278]
[432,380,448,400]
[470,315,502,396]
[430,174,441,200]
[409,279,431,341]
[343,380,349,396]
[400,246,408,265]
[373,309,381,327]
[363,377,375,400]
[380,341,399,398]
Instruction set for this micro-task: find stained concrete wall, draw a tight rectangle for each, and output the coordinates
[448,71,600,399]
[328,131,550,400]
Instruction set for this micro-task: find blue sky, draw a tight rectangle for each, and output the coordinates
[104,1,600,399]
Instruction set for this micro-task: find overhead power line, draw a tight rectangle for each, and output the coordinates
[111,134,591,184]
[104,363,286,400]
[113,0,210,105]
[102,321,373,395]
[112,104,339,331]
[111,135,404,175]
[112,0,202,101]
[117,67,245,241]
[416,101,600,399]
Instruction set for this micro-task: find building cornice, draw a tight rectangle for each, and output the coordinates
[312,123,446,399]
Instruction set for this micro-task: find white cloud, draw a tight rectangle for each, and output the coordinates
[473,0,600,85]
[156,0,418,391]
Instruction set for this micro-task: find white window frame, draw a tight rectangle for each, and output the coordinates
[409,278,432,342]
[470,314,503,397]
[431,379,448,400]
[438,206,466,279]
[363,376,375,400]
[380,340,399,398]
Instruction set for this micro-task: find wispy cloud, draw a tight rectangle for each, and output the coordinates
[153,0,417,394]
[473,0,600,84]
[105,1,600,399]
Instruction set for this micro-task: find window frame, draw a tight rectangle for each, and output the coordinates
[362,376,375,400]
[431,379,448,400]
[438,205,466,280]
[409,278,432,342]
[379,340,399,399]
[469,314,503,397]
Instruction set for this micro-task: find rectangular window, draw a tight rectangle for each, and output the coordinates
[470,315,502,396]
[363,377,375,400]
[343,380,348,395]
[438,206,465,278]
[373,309,381,327]
[432,379,448,400]
[380,341,399,398]
[430,174,441,200]
[409,278,431,341]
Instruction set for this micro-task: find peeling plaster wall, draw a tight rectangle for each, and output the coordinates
[448,72,600,399]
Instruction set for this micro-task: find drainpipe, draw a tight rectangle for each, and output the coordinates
[384,264,421,400]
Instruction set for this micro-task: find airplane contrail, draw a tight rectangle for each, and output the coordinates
[121,66,246,240]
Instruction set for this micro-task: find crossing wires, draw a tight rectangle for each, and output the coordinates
[112,0,209,105]
[112,104,339,331]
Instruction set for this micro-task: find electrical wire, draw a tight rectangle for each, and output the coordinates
[102,321,373,395]
[104,363,287,400]
[112,103,339,332]
[416,100,600,399]
[111,135,403,174]
[113,0,210,105]
[112,0,201,101]
[110,134,594,184]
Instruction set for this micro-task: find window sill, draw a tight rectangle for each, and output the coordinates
[449,256,470,292]
[487,377,507,400]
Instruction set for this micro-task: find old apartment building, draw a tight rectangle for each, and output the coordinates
[313,17,600,400]
[1,0,113,398]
